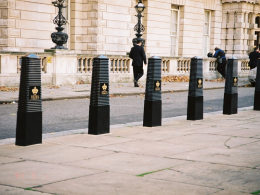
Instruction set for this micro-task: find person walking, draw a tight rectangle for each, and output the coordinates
[249,46,260,70]
[213,47,226,78]
[129,40,147,87]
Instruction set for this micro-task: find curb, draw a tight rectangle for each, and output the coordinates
[0,84,251,104]
[0,106,254,145]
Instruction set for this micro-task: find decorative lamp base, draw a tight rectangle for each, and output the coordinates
[88,105,110,135]
[132,37,145,47]
[16,112,42,146]
[187,96,203,120]
[223,93,238,115]
[51,46,68,50]
[143,100,162,127]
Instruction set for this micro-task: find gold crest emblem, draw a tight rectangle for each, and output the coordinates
[198,79,203,88]
[30,86,39,100]
[32,87,38,95]
[155,81,161,91]
[102,84,107,91]
[156,81,160,87]
[101,83,108,95]
[233,77,238,86]
[198,79,202,85]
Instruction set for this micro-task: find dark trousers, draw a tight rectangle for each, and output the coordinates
[133,66,143,82]
[217,58,226,78]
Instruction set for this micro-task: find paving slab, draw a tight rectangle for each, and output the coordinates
[65,152,189,175]
[45,133,135,148]
[0,185,51,195]
[145,161,260,193]
[210,128,260,138]
[211,190,249,195]
[163,133,259,149]
[187,126,244,134]
[234,121,260,129]
[97,139,204,157]
[122,129,195,141]
[1,144,115,164]
[146,123,209,132]
[32,172,219,195]
[0,143,59,156]
[109,126,158,137]
[0,161,102,188]
[168,145,260,167]
[181,119,251,127]
[0,156,22,164]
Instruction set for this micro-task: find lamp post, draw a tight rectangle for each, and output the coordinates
[51,0,68,49]
[133,0,145,47]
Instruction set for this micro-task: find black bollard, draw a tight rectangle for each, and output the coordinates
[223,57,238,114]
[187,56,203,120]
[88,55,110,135]
[254,59,260,110]
[16,54,42,146]
[143,56,162,127]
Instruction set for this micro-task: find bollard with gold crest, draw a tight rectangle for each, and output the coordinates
[16,54,42,146]
[223,57,238,114]
[254,59,260,110]
[143,56,162,127]
[187,56,203,120]
[88,55,110,135]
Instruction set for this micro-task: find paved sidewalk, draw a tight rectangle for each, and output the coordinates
[0,109,260,195]
[0,78,250,103]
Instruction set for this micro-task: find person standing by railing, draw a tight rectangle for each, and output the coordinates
[213,47,226,78]
[129,39,147,87]
[249,46,260,70]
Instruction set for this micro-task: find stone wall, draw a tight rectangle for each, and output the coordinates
[221,0,260,58]
[0,0,55,52]
[0,51,250,86]
[1,0,260,58]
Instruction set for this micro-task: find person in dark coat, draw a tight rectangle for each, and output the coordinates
[129,40,147,87]
[249,47,260,70]
[213,47,226,78]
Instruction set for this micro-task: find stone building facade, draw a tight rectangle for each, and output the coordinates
[0,0,258,86]
[1,0,260,57]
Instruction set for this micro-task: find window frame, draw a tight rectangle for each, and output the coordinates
[203,10,211,57]
[170,6,180,57]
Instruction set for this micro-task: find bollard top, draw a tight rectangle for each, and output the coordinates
[149,56,161,59]
[25,53,40,58]
[191,56,202,59]
[94,55,109,59]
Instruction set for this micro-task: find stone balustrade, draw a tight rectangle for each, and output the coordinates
[177,59,191,74]
[77,57,93,73]
[0,51,250,86]
[110,58,130,73]
[241,60,250,72]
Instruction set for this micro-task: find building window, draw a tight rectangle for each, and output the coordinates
[203,11,210,57]
[170,5,179,56]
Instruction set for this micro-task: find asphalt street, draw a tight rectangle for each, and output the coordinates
[0,87,255,140]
